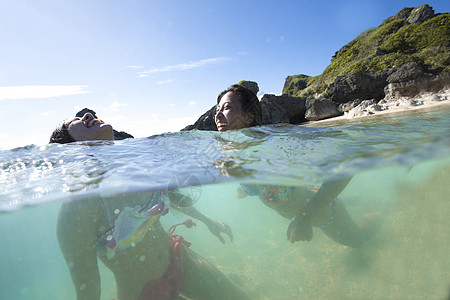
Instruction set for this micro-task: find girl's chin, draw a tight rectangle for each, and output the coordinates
[99,123,112,129]
[97,125,114,140]
[217,125,228,132]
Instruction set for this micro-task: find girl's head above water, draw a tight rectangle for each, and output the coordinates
[215,84,262,132]
[49,112,114,144]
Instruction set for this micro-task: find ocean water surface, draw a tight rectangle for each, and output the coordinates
[1,105,449,299]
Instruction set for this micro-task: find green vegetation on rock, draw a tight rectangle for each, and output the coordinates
[283,5,450,97]
[283,74,313,96]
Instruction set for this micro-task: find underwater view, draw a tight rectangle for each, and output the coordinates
[1,105,450,300]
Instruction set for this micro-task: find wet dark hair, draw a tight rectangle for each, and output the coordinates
[49,119,77,144]
[217,84,262,127]
[76,108,97,119]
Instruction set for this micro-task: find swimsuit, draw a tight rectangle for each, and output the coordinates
[97,192,169,259]
[139,236,183,300]
[139,220,195,300]
[97,194,195,299]
[240,183,338,228]
[240,183,295,206]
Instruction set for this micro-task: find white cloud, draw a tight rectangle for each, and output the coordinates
[188,100,197,106]
[137,57,232,76]
[106,115,125,124]
[104,100,128,112]
[0,85,89,100]
[124,65,144,69]
[156,79,174,85]
[40,110,56,116]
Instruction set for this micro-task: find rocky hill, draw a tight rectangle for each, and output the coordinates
[284,4,449,99]
[183,4,450,131]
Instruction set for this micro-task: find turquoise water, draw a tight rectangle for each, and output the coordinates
[1,105,449,299]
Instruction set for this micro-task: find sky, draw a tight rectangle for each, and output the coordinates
[1,0,449,150]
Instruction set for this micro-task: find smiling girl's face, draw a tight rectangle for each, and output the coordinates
[67,113,114,141]
[215,92,251,132]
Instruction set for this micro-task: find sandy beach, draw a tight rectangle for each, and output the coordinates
[306,89,450,125]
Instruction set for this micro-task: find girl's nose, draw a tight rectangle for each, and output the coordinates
[81,113,94,121]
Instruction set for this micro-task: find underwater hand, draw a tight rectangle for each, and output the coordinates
[236,186,247,199]
[207,221,234,244]
[287,214,313,243]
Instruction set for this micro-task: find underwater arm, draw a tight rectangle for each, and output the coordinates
[168,190,233,243]
[287,177,352,243]
[176,205,234,243]
[57,202,101,300]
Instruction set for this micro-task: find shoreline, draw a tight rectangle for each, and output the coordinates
[303,89,450,125]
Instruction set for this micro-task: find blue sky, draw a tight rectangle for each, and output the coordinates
[0,0,449,149]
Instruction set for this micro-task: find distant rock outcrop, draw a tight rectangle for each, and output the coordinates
[283,75,312,96]
[305,98,341,121]
[325,71,389,103]
[238,80,259,95]
[113,130,134,140]
[181,106,217,131]
[283,4,447,100]
[183,5,450,130]
[260,94,307,124]
[384,72,450,101]
[389,4,435,25]
[75,108,134,140]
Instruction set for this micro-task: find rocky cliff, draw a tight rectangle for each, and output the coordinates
[285,4,449,98]
[183,4,450,130]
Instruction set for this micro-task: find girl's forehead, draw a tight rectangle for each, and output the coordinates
[67,118,83,129]
[219,93,240,104]
[63,117,77,128]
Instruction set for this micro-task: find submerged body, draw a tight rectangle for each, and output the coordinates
[238,183,376,247]
[51,112,248,300]
[57,193,250,300]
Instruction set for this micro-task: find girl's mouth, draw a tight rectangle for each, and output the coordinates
[88,119,103,127]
